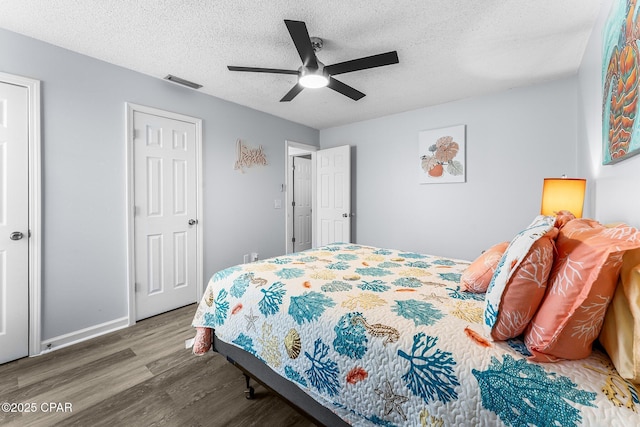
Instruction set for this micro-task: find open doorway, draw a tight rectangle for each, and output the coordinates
[285,141,353,254]
[285,141,317,254]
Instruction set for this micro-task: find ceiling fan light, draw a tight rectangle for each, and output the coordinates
[299,74,329,88]
[299,66,329,88]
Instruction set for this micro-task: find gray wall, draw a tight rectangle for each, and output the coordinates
[0,28,319,340]
[320,78,578,261]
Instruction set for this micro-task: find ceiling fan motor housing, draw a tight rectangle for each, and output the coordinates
[310,37,323,52]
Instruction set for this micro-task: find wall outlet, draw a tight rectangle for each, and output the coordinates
[251,252,259,262]
[243,254,249,263]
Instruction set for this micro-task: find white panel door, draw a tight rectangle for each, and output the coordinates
[315,145,351,246]
[134,111,198,320]
[293,156,312,252]
[0,82,29,364]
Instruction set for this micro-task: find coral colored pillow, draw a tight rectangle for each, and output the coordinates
[484,215,556,336]
[599,248,640,383]
[490,228,558,341]
[461,242,509,293]
[525,220,640,362]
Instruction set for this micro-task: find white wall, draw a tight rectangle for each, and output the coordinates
[0,28,319,341]
[577,0,640,226]
[320,78,579,261]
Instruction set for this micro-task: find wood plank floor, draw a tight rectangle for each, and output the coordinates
[0,304,317,427]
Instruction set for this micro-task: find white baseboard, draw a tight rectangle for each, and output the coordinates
[38,316,129,355]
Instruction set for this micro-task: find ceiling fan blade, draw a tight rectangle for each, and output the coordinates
[280,84,304,102]
[284,20,318,69]
[327,77,365,101]
[325,51,399,76]
[227,66,298,75]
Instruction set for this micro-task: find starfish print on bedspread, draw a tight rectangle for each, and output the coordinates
[244,307,259,332]
[374,380,409,421]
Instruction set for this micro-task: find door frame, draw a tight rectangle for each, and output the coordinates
[125,103,204,325]
[0,72,42,356]
[284,140,317,254]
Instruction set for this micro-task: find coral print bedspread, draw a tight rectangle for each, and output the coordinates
[192,243,640,426]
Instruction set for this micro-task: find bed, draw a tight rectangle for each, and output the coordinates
[191,218,640,426]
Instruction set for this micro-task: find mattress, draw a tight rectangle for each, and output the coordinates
[192,243,640,426]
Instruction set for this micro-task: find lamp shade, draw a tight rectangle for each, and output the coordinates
[540,178,586,218]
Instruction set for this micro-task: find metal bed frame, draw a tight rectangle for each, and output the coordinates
[212,334,350,427]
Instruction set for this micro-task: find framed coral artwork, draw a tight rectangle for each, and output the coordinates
[602,0,640,165]
[418,124,466,184]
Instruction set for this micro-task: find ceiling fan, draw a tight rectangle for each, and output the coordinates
[227,19,399,102]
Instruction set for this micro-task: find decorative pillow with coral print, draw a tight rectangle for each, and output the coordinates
[461,242,509,293]
[490,228,558,341]
[525,219,640,362]
[484,215,556,337]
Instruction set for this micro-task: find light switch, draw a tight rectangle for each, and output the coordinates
[274,199,282,209]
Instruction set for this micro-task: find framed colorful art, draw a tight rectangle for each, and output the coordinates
[602,0,640,164]
[418,124,466,184]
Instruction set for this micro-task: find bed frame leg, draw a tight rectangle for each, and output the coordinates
[244,373,255,399]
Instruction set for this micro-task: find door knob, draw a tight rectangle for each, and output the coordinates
[188,219,198,226]
[10,231,24,241]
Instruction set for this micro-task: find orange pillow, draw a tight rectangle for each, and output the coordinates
[490,228,558,341]
[461,242,509,293]
[525,219,640,361]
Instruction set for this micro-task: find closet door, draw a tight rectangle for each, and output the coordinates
[132,108,202,321]
[0,81,29,364]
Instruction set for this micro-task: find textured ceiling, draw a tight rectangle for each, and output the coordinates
[0,0,602,129]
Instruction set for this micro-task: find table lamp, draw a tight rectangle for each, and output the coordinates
[540,176,586,218]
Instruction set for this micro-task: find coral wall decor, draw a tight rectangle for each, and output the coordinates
[234,139,267,172]
[603,0,640,164]
[418,125,466,184]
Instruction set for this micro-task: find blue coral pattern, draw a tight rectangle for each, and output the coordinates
[193,243,640,426]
